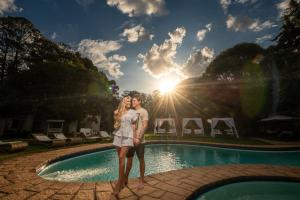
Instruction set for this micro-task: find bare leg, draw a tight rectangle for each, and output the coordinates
[125,156,133,185]
[113,146,128,196]
[138,156,145,189]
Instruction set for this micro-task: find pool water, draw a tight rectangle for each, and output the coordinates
[38,144,300,182]
[195,181,300,200]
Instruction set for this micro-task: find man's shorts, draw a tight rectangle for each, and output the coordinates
[126,143,145,159]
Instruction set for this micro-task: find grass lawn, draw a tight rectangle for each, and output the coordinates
[0,134,268,161]
[0,139,113,161]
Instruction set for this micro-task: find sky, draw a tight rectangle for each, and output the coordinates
[0,0,292,93]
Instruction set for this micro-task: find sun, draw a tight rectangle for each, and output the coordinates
[159,79,178,94]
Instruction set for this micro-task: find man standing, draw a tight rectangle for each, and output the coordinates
[125,94,148,189]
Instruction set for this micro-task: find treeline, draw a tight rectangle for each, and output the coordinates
[0,17,118,133]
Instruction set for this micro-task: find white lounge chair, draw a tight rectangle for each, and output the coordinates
[100,131,111,138]
[53,133,83,145]
[194,129,204,135]
[32,133,65,147]
[0,140,28,152]
[183,128,192,134]
[80,128,101,141]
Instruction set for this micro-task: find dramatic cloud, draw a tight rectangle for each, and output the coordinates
[77,39,126,78]
[76,0,95,8]
[138,27,186,78]
[220,0,231,13]
[226,15,277,32]
[121,24,154,43]
[183,47,215,77]
[256,34,273,44]
[277,0,300,17]
[0,0,22,15]
[220,0,258,13]
[106,0,167,17]
[196,23,212,42]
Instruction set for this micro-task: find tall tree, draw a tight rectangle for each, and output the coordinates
[0,17,41,86]
[273,0,300,52]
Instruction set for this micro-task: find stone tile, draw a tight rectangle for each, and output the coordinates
[0,176,11,187]
[118,187,134,199]
[154,182,190,196]
[56,183,82,195]
[131,185,157,197]
[1,190,35,200]
[27,181,55,192]
[146,180,159,186]
[139,196,158,200]
[96,182,113,192]
[96,191,112,200]
[50,193,74,200]
[80,182,96,190]
[121,195,138,200]
[161,191,185,200]
[73,189,95,200]
[28,189,57,200]
[148,190,165,198]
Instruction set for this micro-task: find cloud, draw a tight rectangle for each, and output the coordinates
[77,39,126,78]
[226,15,277,32]
[138,27,186,78]
[183,47,215,77]
[106,0,168,17]
[0,0,22,15]
[220,0,258,13]
[220,0,231,13]
[76,0,95,8]
[121,24,154,43]
[196,23,212,42]
[51,32,58,40]
[235,0,258,4]
[256,34,273,43]
[277,0,300,17]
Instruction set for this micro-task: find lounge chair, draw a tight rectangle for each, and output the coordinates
[183,128,192,134]
[194,129,204,135]
[80,128,101,142]
[0,140,28,153]
[53,133,83,145]
[32,133,65,147]
[100,131,111,138]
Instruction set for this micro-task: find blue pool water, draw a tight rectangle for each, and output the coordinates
[38,144,300,182]
[195,181,300,200]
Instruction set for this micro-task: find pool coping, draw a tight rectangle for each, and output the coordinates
[0,140,300,200]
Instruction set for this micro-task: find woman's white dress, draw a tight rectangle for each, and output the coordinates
[112,109,137,147]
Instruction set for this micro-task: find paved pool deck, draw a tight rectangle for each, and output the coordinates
[1,141,300,200]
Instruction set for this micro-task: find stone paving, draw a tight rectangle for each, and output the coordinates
[0,141,300,200]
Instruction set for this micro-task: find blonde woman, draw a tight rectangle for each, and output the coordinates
[112,96,137,197]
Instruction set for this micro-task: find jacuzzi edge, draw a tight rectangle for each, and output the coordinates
[186,175,300,200]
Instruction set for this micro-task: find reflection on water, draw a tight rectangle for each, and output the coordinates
[38,144,300,182]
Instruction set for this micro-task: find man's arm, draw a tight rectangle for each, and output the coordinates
[137,120,148,140]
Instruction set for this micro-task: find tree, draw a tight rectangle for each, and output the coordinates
[273,0,300,52]
[203,43,265,81]
[0,17,117,135]
[0,17,41,86]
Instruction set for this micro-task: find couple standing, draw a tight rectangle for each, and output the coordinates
[112,94,148,197]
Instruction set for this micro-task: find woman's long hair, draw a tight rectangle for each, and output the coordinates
[114,96,131,130]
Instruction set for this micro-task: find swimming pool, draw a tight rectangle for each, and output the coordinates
[194,181,300,200]
[38,144,300,182]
